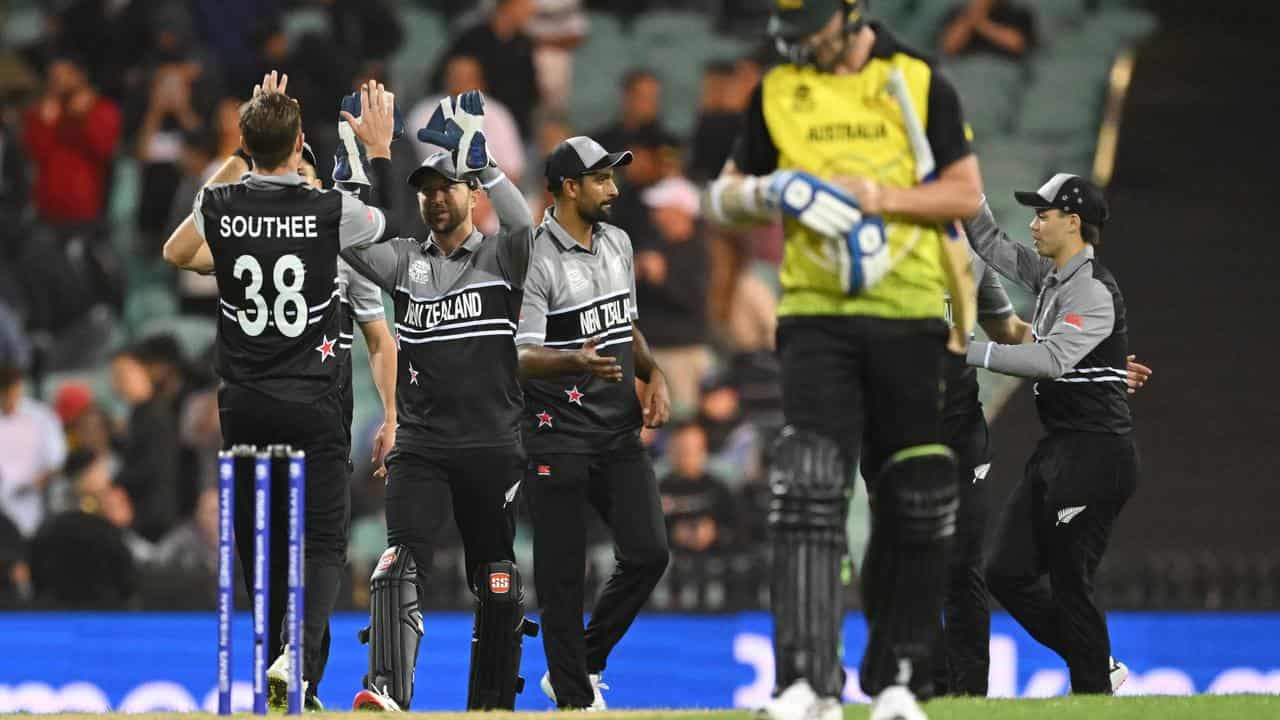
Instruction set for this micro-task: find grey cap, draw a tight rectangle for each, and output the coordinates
[407,151,478,188]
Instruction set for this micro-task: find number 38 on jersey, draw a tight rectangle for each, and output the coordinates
[232,253,310,338]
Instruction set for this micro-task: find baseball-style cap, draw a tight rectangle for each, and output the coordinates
[407,151,478,188]
[544,136,633,193]
[768,0,860,41]
[1014,173,1110,227]
[301,142,317,169]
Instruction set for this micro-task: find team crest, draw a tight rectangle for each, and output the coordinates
[409,258,432,284]
[565,265,588,292]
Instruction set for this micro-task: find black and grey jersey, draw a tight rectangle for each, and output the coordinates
[195,172,386,402]
[516,209,642,455]
[340,166,533,449]
[963,201,1132,435]
[943,249,1015,420]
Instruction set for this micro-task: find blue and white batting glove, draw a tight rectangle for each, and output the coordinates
[417,90,491,174]
[334,89,405,186]
[764,170,892,294]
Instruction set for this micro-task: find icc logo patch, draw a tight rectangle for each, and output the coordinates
[565,265,588,292]
[489,572,511,594]
[793,84,815,113]
[409,258,431,284]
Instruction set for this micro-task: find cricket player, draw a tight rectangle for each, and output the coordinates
[163,73,400,709]
[963,174,1138,694]
[172,140,399,709]
[335,91,539,713]
[518,135,672,711]
[704,1,983,717]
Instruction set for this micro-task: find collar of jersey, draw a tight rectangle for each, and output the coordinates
[541,207,600,254]
[1048,245,1095,285]
[421,229,483,258]
[242,172,310,189]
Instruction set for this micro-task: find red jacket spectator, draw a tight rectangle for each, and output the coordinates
[23,57,121,224]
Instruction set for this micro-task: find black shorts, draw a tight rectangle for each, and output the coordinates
[779,315,949,477]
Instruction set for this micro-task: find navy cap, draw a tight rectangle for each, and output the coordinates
[545,136,633,193]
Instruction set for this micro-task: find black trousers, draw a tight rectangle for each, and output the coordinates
[383,444,521,597]
[986,431,1138,694]
[778,316,950,698]
[935,408,993,696]
[219,384,351,696]
[526,445,670,708]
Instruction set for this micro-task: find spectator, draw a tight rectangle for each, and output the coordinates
[28,503,136,609]
[46,448,111,516]
[697,374,760,480]
[168,129,221,314]
[939,0,1038,60]
[110,344,180,542]
[22,51,120,226]
[0,511,28,607]
[659,423,738,554]
[0,364,67,538]
[53,381,120,463]
[409,55,526,183]
[686,60,741,183]
[528,0,588,114]
[636,176,712,414]
[605,126,677,250]
[325,0,405,71]
[434,0,540,136]
[151,486,219,577]
[128,55,218,257]
[591,69,672,155]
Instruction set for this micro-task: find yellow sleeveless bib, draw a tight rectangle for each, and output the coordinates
[762,57,946,319]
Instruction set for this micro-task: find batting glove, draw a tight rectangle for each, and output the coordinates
[334,89,405,186]
[763,170,892,294]
[417,90,491,174]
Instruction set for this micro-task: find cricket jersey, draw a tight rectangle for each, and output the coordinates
[340,166,532,449]
[195,172,387,402]
[516,208,643,455]
[732,22,973,321]
[963,201,1132,435]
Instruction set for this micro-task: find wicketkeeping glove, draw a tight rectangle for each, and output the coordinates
[763,170,892,294]
[334,89,405,186]
[417,90,491,174]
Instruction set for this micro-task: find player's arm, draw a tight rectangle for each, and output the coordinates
[963,198,1054,293]
[337,79,401,252]
[162,153,250,272]
[479,164,534,287]
[704,85,779,226]
[359,314,397,477]
[968,279,1114,378]
[973,261,1027,344]
[514,257,623,382]
[632,325,670,428]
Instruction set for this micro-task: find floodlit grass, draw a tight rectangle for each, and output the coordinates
[10,693,1280,720]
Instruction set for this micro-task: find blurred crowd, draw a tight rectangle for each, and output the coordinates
[0,0,1040,610]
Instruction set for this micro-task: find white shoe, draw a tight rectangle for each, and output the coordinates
[266,650,309,713]
[539,671,609,711]
[810,697,842,720]
[1110,657,1129,693]
[758,679,819,720]
[870,685,927,720]
[351,685,403,712]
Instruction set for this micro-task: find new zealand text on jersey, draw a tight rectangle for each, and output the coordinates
[402,291,484,330]
[579,296,632,336]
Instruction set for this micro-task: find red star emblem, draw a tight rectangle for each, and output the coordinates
[315,335,337,363]
[536,411,553,429]
[565,385,584,406]
[408,364,419,385]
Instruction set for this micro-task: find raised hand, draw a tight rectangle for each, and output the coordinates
[340,80,396,160]
[253,70,288,98]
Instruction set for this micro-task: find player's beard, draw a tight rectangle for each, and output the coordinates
[423,200,467,235]
[578,196,612,224]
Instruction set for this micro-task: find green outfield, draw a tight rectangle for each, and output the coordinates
[13,694,1280,720]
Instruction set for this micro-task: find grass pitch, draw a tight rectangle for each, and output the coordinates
[10,693,1280,720]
